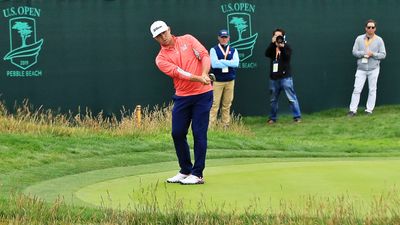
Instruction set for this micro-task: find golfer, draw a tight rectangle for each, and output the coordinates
[150,20,213,185]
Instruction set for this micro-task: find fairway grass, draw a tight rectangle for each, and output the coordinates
[25,157,400,215]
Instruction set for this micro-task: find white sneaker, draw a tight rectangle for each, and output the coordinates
[179,175,204,185]
[166,173,189,183]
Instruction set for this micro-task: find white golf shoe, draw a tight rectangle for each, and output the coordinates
[166,173,189,183]
[179,175,204,185]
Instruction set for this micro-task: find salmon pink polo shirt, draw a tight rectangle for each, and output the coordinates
[155,35,212,97]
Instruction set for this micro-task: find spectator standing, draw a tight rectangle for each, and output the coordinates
[348,19,386,116]
[209,29,239,127]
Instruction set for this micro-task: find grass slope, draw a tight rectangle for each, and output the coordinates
[0,105,399,224]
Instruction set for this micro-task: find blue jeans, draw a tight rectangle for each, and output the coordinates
[171,91,213,178]
[269,77,301,121]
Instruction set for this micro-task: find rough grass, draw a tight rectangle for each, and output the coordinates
[0,99,249,137]
[1,190,400,225]
[0,101,399,224]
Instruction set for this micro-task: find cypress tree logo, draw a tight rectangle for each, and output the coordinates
[2,6,44,77]
[221,3,258,69]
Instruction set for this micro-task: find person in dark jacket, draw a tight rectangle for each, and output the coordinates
[265,28,301,124]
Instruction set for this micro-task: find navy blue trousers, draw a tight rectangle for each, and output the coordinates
[171,91,213,178]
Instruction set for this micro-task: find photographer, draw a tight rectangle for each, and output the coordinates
[265,28,301,124]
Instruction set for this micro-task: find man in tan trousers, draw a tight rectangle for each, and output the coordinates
[209,29,240,127]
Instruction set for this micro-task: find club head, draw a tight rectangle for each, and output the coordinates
[209,73,216,81]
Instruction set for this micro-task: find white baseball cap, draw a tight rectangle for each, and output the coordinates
[150,20,169,38]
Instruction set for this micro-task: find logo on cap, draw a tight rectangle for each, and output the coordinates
[153,26,163,33]
[219,29,229,37]
[150,20,168,38]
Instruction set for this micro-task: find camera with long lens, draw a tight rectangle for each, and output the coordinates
[275,35,285,44]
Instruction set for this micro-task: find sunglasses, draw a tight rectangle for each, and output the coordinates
[366,26,376,29]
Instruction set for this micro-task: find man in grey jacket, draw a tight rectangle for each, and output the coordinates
[348,19,386,116]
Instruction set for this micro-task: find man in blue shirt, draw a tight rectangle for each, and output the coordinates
[209,29,240,127]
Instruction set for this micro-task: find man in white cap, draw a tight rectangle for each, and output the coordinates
[150,20,213,185]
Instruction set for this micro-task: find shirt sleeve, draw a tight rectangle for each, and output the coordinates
[220,49,240,68]
[352,36,365,58]
[372,38,386,60]
[155,54,192,80]
[280,44,292,61]
[187,35,211,73]
[211,48,240,69]
[265,43,275,58]
[210,48,226,69]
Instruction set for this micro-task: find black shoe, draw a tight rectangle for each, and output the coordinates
[293,118,302,123]
[347,111,356,117]
[365,111,372,116]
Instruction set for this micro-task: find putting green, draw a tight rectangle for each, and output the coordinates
[74,159,400,212]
